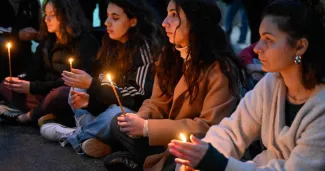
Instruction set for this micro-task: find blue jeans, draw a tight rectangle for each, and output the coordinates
[67,88,134,150]
[224,0,248,42]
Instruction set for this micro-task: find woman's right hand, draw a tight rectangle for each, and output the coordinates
[62,69,93,89]
[70,90,90,109]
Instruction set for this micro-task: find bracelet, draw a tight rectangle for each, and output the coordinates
[143,120,148,137]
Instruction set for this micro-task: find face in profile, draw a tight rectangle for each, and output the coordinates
[254,16,300,73]
[162,0,190,47]
[44,2,60,34]
[105,3,137,43]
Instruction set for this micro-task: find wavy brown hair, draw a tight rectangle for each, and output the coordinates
[39,0,91,44]
[157,0,245,102]
[96,0,164,80]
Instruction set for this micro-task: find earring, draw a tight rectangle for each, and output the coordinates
[294,55,301,64]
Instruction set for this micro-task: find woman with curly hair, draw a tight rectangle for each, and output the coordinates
[104,0,246,170]
[0,0,99,125]
[40,0,164,158]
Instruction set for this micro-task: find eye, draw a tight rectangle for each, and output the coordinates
[171,12,178,18]
[266,37,273,43]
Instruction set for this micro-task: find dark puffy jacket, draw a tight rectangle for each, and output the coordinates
[24,33,99,95]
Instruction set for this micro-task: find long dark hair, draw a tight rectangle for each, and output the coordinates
[157,0,245,102]
[96,0,164,80]
[39,0,91,44]
[263,0,325,89]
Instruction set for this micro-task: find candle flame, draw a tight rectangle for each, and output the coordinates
[180,133,187,142]
[106,74,112,82]
[69,58,73,64]
[7,43,11,49]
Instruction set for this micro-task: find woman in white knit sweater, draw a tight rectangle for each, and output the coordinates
[168,0,325,170]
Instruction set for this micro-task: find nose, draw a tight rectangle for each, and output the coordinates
[253,40,264,55]
[105,18,111,27]
[45,16,50,23]
[162,17,169,28]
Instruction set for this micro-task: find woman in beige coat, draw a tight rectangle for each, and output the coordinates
[169,0,325,170]
[104,0,246,170]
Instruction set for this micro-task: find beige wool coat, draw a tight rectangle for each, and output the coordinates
[137,62,239,171]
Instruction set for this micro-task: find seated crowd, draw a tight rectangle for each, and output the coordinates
[0,0,325,170]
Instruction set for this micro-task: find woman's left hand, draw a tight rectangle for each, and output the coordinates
[168,135,209,168]
[4,77,30,94]
[62,69,93,89]
[117,114,145,137]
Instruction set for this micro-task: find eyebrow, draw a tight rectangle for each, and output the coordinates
[107,12,120,16]
[262,32,274,36]
[168,9,176,12]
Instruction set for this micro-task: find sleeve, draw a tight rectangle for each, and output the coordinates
[72,34,99,73]
[136,74,173,120]
[146,64,239,146]
[201,79,264,160]
[30,34,99,95]
[221,112,325,171]
[86,47,156,116]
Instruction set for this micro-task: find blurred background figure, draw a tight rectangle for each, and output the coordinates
[224,0,248,44]
[0,0,41,81]
[78,0,108,27]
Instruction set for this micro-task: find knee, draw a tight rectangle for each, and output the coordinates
[110,114,122,134]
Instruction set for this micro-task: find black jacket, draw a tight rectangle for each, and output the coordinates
[24,33,99,95]
[85,42,157,116]
[0,0,41,80]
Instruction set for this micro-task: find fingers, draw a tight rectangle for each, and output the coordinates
[117,121,128,127]
[169,141,199,160]
[71,68,85,74]
[120,126,130,133]
[117,115,128,122]
[62,71,76,78]
[175,158,192,167]
[62,76,79,86]
[190,135,201,145]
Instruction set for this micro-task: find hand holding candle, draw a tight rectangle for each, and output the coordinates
[168,134,209,170]
[107,74,125,115]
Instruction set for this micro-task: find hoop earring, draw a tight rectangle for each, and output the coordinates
[294,55,301,64]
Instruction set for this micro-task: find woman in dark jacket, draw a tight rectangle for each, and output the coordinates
[0,0,99,125]
[0,0,40,81]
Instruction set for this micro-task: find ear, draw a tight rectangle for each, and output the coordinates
[130,18,137,27]
[296,38,309,57]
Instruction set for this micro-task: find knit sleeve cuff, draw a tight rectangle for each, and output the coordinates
[195,143,228,171]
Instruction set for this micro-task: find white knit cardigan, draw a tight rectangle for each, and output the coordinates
[202,73,325,171]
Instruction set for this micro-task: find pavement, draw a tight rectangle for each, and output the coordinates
[0,122,106,171]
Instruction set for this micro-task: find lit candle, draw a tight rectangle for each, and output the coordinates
[69,58,73,71]
[7,42,12,82]
[107,74,125,115]
[69,58,74,90]
[180,133,187,142]
[180,133,188,171]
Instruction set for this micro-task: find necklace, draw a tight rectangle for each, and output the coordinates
[287,92,309,103]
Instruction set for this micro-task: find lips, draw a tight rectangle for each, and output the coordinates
[107,29,113,34]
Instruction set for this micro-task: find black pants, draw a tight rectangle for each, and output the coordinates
[110,114,166,165]
[0,85,75,126]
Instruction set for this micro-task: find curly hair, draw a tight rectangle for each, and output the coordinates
[263,0,325,89]
[39,0,91,44]
[157,0,246,102]
[96,0,164,80]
